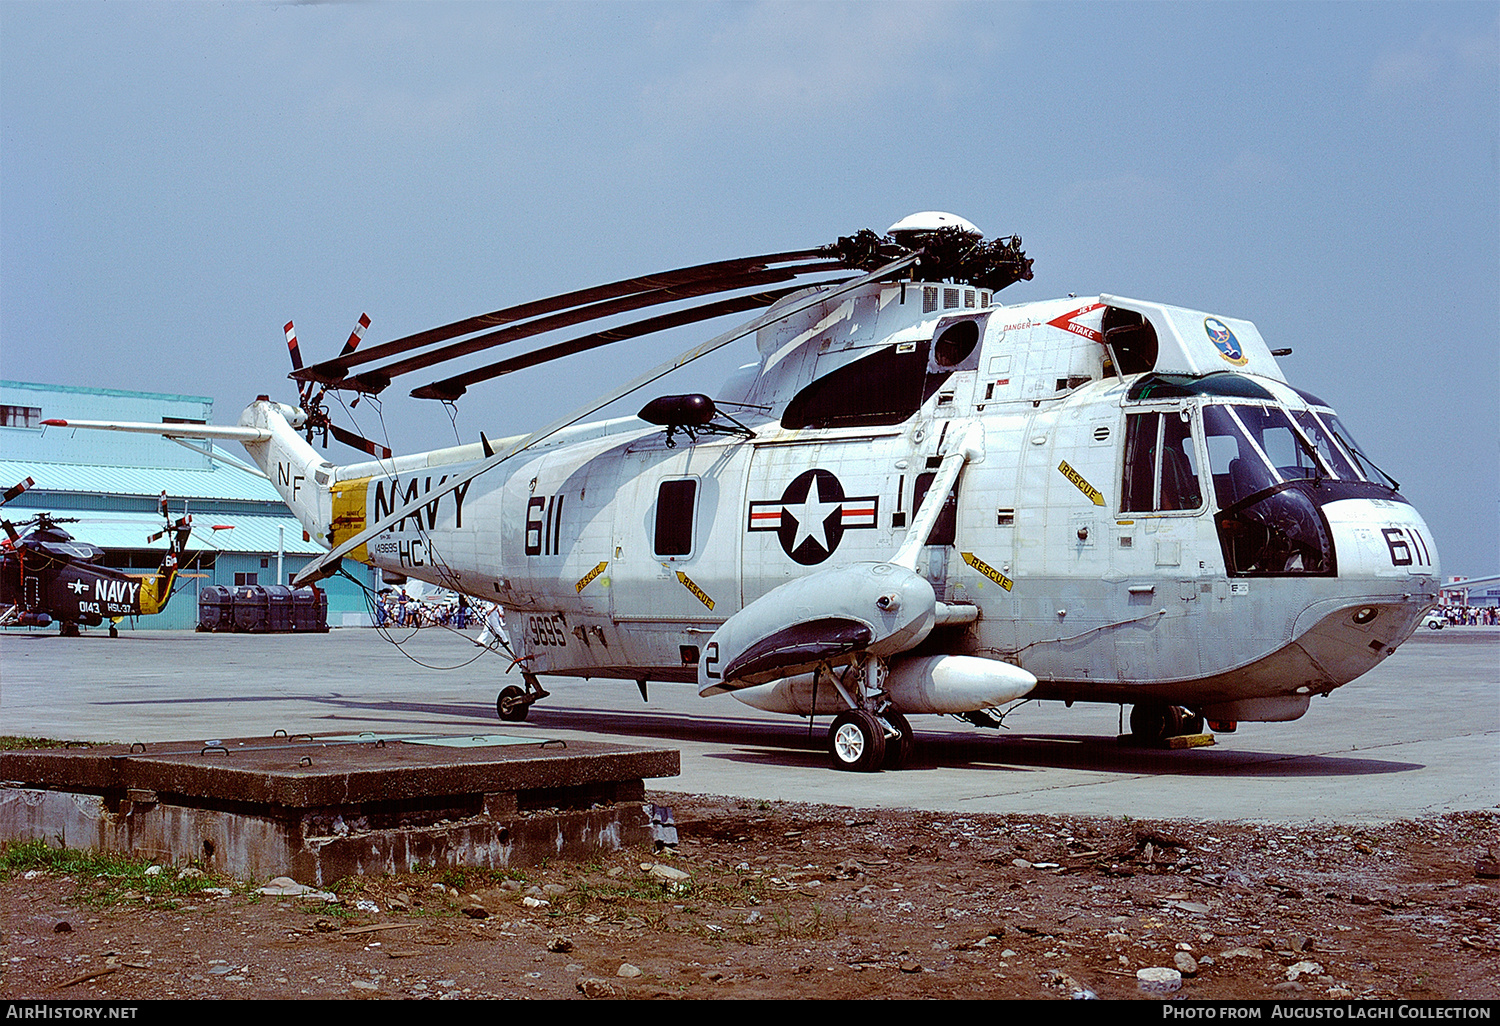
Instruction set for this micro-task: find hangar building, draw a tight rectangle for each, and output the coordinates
[1,380,378,631]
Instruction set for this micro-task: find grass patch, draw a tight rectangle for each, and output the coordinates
[0,736,79,751]
[0,838,236,906]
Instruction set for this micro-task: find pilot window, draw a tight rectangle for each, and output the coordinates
[653,479,697,557]
[1201,404,1337,576]
[1121,411,1202,513]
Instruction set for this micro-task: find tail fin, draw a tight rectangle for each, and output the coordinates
[140,516,192,615]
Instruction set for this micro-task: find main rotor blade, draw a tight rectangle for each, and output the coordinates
[293,249,922,587]
[325,262,842,394]
[409,282,844,402]
[294,248,831,385]
[328,421,393,460]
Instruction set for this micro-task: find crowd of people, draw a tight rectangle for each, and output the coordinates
[1431,603,1499,627]
[372,589,508,638]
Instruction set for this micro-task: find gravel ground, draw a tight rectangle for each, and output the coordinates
[3,795,1497,1001]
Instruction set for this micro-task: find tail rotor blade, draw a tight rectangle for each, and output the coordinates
[285,321,310,403]
[340,313,371,358]
[285,321,304,371]
[2,477,34,508]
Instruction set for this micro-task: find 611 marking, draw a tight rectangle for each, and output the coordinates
[1382,526,1432,568]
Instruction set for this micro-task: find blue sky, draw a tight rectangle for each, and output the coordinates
[2,1,1496,576]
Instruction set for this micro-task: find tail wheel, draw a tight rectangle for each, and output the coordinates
[829,710,886,772]
[497,684,529,722]
[881,710,915,770]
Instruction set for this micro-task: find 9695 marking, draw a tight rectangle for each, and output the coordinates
[528,612,568,647]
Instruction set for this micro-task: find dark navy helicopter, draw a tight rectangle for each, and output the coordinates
[1,478,193,637]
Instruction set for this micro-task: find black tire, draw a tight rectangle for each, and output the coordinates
[497,684,529,722]
[108,625,118,638]
[829,710,886,772]
[1129,702,1169,742]
[881,710,915,770]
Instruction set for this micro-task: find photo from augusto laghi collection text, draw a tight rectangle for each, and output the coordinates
[1161,1007,1493,1021]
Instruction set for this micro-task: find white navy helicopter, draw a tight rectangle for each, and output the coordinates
[45,212,1441,771]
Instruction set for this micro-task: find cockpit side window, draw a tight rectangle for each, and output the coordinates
[1317,411,1399,490]
[1291,411,1359,481]
[1121,410,1203,514]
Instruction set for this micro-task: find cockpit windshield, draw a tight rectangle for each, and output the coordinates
[1202,404,1315,508]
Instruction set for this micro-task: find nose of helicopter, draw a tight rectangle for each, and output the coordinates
[1284,497,1442,690]
[1324,496,1440,592]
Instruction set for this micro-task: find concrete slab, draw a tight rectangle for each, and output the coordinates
[0,732,680,886]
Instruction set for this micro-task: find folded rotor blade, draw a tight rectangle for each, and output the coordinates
[409,282,843,401]
[328,421,393,460]
[292,248,832,387]
[294,248,922,586]
[332,262,840,395]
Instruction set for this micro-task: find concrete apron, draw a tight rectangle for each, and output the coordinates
[0,734,680,887]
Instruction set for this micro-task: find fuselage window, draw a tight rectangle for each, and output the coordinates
[653,479,697,557]
[1121,411,1202,514]
[781,342,950,430]
[912,472,959,546]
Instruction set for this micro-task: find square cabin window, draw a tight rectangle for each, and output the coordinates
[1121,411,1202,514]
[654,479,697,557]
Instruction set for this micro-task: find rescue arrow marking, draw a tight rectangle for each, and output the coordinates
[575,561,608,594]
[1058,460,1106,506]
[675,570,715,610]
[961,551,1014,591]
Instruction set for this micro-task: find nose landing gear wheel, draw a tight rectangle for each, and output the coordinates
[829,710,886,772]
[497,685,529,722]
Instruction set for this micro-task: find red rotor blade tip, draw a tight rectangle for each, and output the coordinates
[340,313,371,357]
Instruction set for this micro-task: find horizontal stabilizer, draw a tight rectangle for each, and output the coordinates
[41,419,272,442]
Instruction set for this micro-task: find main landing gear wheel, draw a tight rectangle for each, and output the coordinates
[829,710,886,772]
[881,710,915,770]
[497,685,529,722]
[1129,703,1203,743]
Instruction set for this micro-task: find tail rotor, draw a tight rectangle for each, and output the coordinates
[283,314,391,459]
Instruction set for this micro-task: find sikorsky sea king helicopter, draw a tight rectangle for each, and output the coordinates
[44,213,1441,769]
[1,478,194,637]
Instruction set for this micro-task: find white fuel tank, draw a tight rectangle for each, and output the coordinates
[730,654,1037,716]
